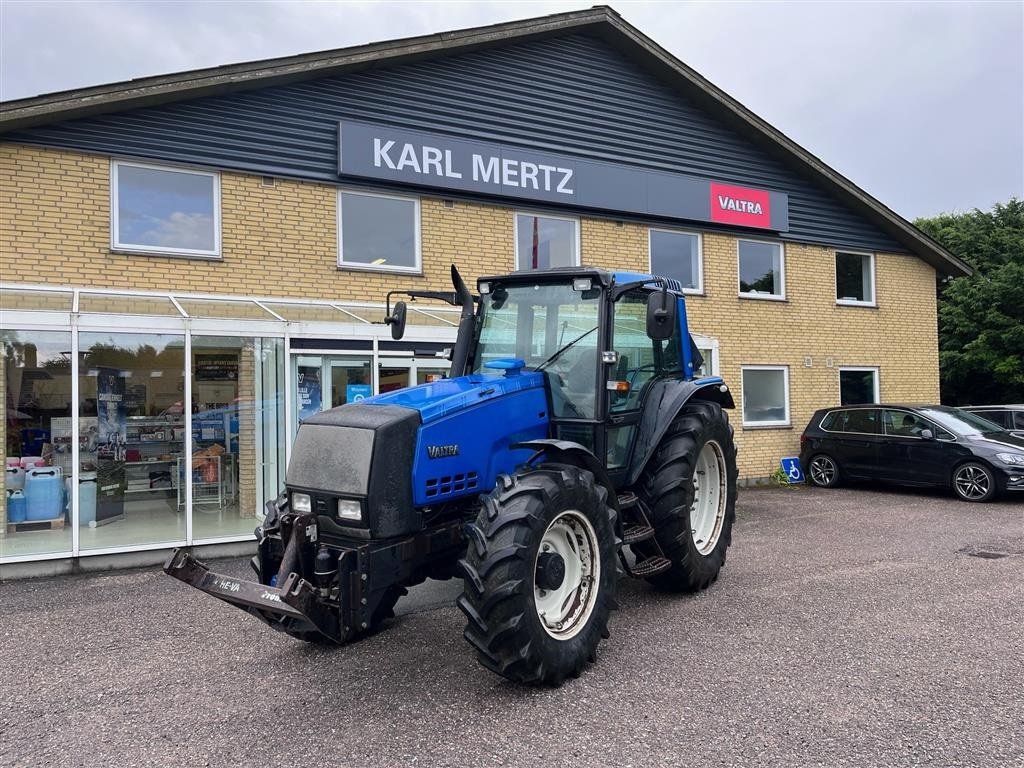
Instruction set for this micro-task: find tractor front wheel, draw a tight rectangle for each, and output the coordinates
[458,464,617,685]
[636,400,738,592]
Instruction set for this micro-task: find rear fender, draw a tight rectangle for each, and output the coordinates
[626,377,735,486]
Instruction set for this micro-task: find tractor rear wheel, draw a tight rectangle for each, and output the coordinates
[458,463,617,685]
[635,400,738,592]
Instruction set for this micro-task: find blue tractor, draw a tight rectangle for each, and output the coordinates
[166,265,738,685]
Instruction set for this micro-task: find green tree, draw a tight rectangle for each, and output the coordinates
[915,199,1024,405]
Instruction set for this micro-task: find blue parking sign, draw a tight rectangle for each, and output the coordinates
[780,457,804,484]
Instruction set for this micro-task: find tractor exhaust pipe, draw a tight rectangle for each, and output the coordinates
[448,265,476,377]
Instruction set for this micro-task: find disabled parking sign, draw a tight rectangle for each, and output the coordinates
[780,457,805,484]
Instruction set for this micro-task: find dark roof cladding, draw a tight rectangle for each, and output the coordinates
[0,5,970,277]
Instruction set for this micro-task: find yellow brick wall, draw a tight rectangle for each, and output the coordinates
[1,144,940,479]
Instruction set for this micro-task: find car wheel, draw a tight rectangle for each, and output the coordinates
[952,462,997,503]
[807,454,841,488]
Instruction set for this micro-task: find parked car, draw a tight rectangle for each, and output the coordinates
[799,404,1024,502]
[961,404,1024,434]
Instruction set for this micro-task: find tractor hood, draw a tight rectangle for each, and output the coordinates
[360,370,545,424]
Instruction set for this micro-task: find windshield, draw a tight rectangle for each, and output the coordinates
[917,406,1006,436]
[475,281,601,419]
[475,282,600,371]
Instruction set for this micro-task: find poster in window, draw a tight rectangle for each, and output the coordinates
[196,353,239,381]
[297,366,322,422]
[95,366,126,524]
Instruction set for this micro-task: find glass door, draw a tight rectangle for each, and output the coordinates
[378,358,414,394]
[292,355,372,430]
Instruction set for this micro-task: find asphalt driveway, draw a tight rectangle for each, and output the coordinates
[1,486,1021,767]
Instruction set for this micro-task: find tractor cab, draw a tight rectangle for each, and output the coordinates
[469,268,710,484]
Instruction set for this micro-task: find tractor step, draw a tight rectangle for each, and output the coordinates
[616,491,638,510]
[621,524,655,545]
[631,556,672,578]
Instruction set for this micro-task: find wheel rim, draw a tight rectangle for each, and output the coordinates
[534,510,600,640]
[955,465,991,500]
[810,456,837,486]
[691,440,727,556]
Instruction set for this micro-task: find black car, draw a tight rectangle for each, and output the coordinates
[799,404,1024,502]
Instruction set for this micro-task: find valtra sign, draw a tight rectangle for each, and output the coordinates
[710,183,772,228]
[338,120,788,232]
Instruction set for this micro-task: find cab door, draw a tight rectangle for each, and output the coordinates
[604,290,681,480]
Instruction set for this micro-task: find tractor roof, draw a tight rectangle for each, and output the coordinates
[479,266,673,293]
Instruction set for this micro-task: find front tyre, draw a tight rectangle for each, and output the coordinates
[952,461,998,503]
[457,464,617,685]
[636,401,738,592]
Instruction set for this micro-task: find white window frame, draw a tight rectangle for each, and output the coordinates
[648,227,703,294]
[740,364,791,428]
[838,366,880,405]
[110,159,221,258]
[337,188,422,274]
[835,250,876,307]
[737,238,786,301]
[513,210,581,271]
[691,333,719,376]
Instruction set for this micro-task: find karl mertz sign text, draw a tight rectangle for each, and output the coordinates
[338,120,788,232]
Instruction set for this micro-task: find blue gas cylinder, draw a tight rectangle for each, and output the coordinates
[24,466,63,521]
[7,489,27,523]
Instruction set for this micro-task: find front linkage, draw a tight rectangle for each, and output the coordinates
[164,498,464,643]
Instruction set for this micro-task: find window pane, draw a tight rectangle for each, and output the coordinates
[837,252,873,303]
[738,241,782,295]
[77,332,186,551]
[843,409,881,434]
[178,299,278,321]
[650,230,700,290]
[340,193,418,270]
[742,368,787,423]
[2,329,73,558]
[882,409,931,437]
[0,288,73,312]
[79,293,180,316]
[191,336,285,540]
[516,214,577,270]
[116,164,217,253]
[840,369,877,405]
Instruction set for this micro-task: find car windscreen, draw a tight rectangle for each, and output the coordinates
[917,407,1005,436]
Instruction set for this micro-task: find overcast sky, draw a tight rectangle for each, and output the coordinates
[2,0,1021,220]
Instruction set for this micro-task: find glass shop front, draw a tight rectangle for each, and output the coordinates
[0,285,456,563]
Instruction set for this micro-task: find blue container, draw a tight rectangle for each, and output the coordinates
[7,490,27,523]
[69,473,98,526]
[24,466,63,522]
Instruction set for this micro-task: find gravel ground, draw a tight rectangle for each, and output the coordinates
[1,486,1022,767]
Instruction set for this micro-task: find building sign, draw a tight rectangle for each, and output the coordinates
[338,120,788,231]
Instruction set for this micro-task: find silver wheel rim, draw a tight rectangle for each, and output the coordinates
[810,455,837,486]
[691,440,727,556]
[534,510,600,640]
[955,465,991,500]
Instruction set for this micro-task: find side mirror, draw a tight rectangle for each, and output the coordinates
[646,289,677,341]
[920,428,934,440]
[386,301,407,340]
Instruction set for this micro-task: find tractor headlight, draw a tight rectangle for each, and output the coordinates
[996,452,1024,465]
[336,499,362,521]
[291,492,312,513]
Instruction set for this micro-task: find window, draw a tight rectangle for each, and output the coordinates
[882,409,936,439]
[839,367,879,405]
[338,191,420,272]
[741,366,790,426]
[738,240,784,299]
[515,213,579,270]
[111,161,220,257]
[649,229,702,292]
[836,251,875,305]
[610,290,682,414]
